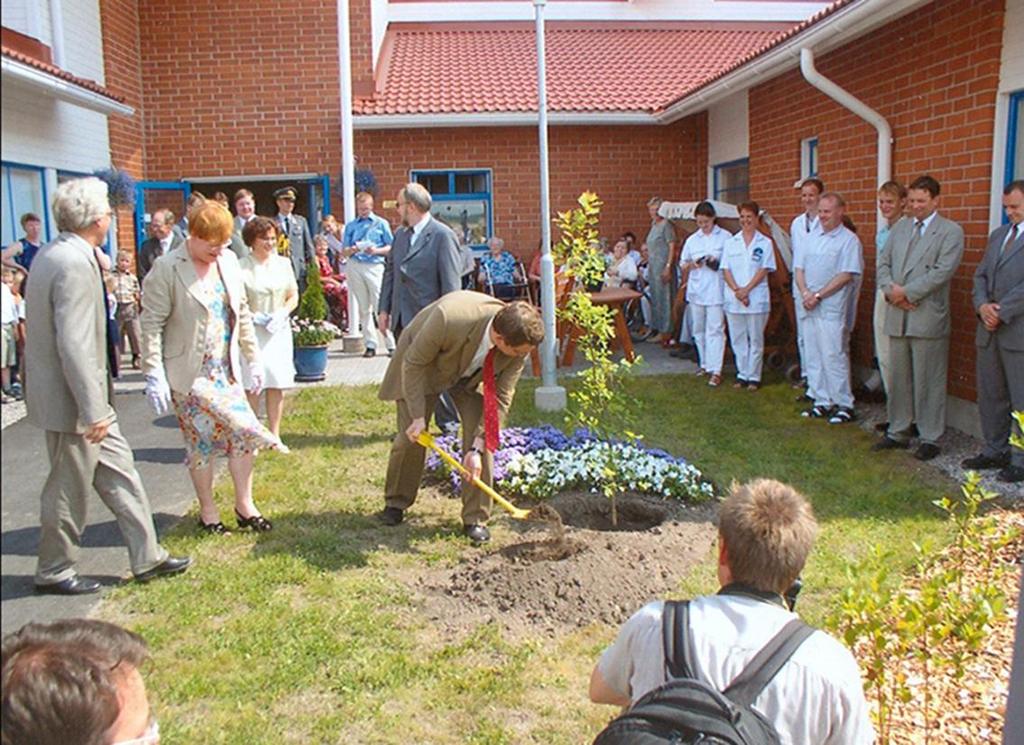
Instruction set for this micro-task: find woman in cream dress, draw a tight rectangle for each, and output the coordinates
[239,217,298,438]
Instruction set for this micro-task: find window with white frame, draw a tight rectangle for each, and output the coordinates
[713,158,750,205]
[2,163,50,245]
[1007,90,1022,184]
[411,169,492,248]
[801,137,819,180]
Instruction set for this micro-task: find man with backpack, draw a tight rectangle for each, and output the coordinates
[589,478,873,744]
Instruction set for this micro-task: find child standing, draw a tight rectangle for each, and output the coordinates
[112,251,142,369]
[1,267,20,401]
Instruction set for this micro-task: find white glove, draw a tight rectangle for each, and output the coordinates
[247,367,264,396]
[252,312,272,327]
[144,371,172,416]
[266,309,290,334]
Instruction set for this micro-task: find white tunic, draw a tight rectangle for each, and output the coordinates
[721,231,777,315]
[794,224,863,320]
[681,225,729,306]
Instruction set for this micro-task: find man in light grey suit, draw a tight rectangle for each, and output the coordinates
[274,186,314,291]
[378,182,462,339]
[25,178,191,595]
[962,180,1024,483]
[873,175,964,461]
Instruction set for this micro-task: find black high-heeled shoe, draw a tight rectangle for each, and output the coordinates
[199,520,231,535]
[235,509,272,532]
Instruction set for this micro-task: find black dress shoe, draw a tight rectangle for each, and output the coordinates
[378,507,404,526]
[463,524,490,544]
[363,347,377,358]
[913,443,941,461]
[997,465,1024,483]
[961,453,1010,470]
[35,575,101,595]
[872,436,909,452]
[134,556,192,583]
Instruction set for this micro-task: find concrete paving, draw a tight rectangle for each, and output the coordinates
[0,338,691,635]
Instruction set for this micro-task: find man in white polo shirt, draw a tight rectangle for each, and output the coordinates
[795,192,863,424]
[589,478,874,745]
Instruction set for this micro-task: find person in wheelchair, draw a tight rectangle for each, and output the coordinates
[478,237,523,300]
[605,239,638,289]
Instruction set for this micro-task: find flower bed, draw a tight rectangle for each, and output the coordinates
[424,425,714,503]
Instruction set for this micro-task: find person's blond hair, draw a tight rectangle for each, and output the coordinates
[188,202,233,244]
[718,479,817,594]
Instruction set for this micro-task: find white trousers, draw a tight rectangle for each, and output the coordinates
[872,288,891,396]
[690,303,725,374]
[726,312,769,383]
[793,281,807,378]
[347,261,394,351]
[804,312,854,409]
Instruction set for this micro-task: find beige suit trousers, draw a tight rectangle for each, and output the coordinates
[37,420,167,584]
[384,384,493,526]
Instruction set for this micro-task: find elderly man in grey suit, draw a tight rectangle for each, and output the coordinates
[137,208,183,280]
[962,180,1024,483]
[874,175,964,461]
[274,186,314,291]
[25,178,191,595]
[378,182,463,339]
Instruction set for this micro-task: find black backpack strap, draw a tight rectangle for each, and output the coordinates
[662,600,698,680]
[723,619,815,707]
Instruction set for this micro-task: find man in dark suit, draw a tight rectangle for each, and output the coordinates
[873,175,964,461]
[378,183,463,339]
[962,180,1024,483]
[377,292,544,543]
[273,186,314,291]
[137,209,183,280]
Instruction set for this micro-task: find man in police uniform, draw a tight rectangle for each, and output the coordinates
[274,186,314,291]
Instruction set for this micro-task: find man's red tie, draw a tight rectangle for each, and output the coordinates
[483,347,500,453]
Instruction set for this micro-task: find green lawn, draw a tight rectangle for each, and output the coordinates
[98,375,955,743]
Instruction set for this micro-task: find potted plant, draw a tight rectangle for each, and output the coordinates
[292,261,339,381]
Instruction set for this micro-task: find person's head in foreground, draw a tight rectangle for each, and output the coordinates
[1,619,157,745]
[491,300,544,357]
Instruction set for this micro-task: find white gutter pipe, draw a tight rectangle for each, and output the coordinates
[1,58,134,117]
[353,111,658,129]
[799,47,891,227]
[48,0,65,69]
[337,0,361,346]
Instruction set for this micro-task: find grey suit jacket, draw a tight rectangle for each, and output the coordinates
[138,233,184,279]
[277,213,314,282]
[24,232,114,433]
[378,217,462,330]
[973,221,1024,350]
[877,213,964,338]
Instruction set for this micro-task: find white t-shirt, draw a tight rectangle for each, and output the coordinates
[681,225,729,306]
[597,596,875,745]
[794,224,863,320]
[0,283,16,324]
[721,231,776,315]
[789,213,822,288]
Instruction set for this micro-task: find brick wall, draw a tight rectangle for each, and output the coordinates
[100,0,145,256]
[354,116,706,258]
[747,0,1005,402]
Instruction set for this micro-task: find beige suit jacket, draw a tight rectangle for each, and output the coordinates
[140,245,260,393]
[24,232,115,433]
[379,291,525,440]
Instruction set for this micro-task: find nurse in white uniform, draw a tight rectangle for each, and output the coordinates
[239,216,298,437]
[679,201,730,387]
[722,202,777,391]
[794,193,863,423]
[790,179,824,394]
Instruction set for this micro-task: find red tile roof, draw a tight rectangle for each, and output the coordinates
[1,44,126,103]
[355,22,795,116]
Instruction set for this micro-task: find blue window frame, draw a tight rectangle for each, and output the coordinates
[410,169,493,249]
[802,137,819,179]
[2,162,51,245]
[713,158,750,205]
[1006,90,1022,186]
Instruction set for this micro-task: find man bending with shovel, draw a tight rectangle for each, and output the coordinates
[377,291,544,544]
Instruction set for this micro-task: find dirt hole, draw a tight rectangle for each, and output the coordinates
[546,492,671,532]
[500,538,585,563]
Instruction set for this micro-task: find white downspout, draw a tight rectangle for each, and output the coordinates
[48,0,66,69]
[800,48,891,228]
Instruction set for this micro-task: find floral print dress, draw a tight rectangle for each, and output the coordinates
[171,279,286,468]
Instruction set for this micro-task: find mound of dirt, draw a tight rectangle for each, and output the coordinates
[417,492,717,636]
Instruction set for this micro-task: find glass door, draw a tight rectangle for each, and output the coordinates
[134,181,192,250]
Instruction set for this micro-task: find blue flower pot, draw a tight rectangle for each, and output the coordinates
[294,345,328,382]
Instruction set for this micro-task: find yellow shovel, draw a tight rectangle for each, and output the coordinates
[417,431,531,520]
